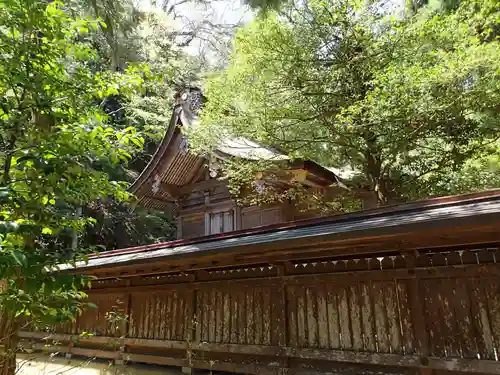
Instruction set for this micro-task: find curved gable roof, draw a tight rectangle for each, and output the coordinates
[129,88,340,210]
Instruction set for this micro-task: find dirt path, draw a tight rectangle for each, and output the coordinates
[16,354,190,375]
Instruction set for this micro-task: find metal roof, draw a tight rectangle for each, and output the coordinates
[63,191,500,271]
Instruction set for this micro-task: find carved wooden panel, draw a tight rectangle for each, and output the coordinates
[241,207,283,230]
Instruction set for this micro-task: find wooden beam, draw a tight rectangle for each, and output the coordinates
[158,181,180,197]
[21,333,500,374]
[179,178,226,196]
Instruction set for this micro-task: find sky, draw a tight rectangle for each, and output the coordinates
[138,0,253,58]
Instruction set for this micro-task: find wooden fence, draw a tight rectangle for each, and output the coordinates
[20,245,500,375]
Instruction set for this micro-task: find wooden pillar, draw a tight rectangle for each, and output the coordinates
[405,251,430,357]
[234,205,242,231]
[177,216,183,239]
[0,280,16,375]
[276,264,289,374]
[204,192,210,236]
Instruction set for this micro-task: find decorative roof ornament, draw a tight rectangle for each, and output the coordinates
[151,174,161,195]
[253,179,266,195]
[175,87,206,115]
[179,135,189,155]
[208,158,220,178]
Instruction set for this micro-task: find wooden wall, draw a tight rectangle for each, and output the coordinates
[21,245,500,375]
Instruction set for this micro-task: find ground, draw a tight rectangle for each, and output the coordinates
[16,354,203,375]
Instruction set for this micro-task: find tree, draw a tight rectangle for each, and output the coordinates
[62,0,200,251]
[190,0,500,206]
[0,1,144,373]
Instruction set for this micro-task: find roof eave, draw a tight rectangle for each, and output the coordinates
[129,105,182,195]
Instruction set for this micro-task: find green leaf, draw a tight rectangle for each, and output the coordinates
[11,252,27,267]
[42,227,53,235]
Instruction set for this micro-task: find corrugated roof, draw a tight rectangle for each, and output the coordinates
[63,190,500,271]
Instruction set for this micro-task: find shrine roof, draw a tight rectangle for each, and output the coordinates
[63,189,500,272]
[128,88,339,210]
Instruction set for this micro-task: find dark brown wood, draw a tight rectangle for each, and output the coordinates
[405,252,430,356]
[20,334,500,374]
[179,178,227,196]
[83,219,500,278]
[21,224,500,375]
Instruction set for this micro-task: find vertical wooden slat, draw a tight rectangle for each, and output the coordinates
[148,293,155,339]
[142,295,150,339]
[361,282,375,352]
[372,282,389,353]
[270,284,281,346]
[262,286,271,345]
[209,289,216,343]
[317,286,329,349]
[223,291,231,344]
[159,294,166,340]
[385,281,402,354]
[474,280,496,359]
[438,279,459,358]
[172,291,180,341]
[407,256,429,356]
[165,292,172,340]
[396,280,414,354]
[254,287,263,345]
[327,289,341,349]
[202,290,209,343]
[215,290,223,343]
[339,287,352,350]
[129,293,137,338]
[306,287,318,348]
[247,288,255,345]
[422,279,445,357]
[238,290,246,344]
[287,286,298,347]
[195,289,203,343]
[143,295,151,339]
[297,286,306,348]
[278,266,288,347]
[185,288,195,343]
[177,293,185,341]
[230,290,238,344]
[155,294,162,339]
[349,284,363,351]
[468,279,488,359]
[484,279,500,358]
[452,278,476,358]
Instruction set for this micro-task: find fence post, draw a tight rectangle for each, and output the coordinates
[404,251,430,358]
[277,263,289,374]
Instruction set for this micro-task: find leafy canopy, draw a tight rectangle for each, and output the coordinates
[191,0,500,205]
[0,0,143,326]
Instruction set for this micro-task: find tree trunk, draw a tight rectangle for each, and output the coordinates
[0,280,16,375]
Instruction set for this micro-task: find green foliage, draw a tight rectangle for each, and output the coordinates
[62,0,199,251]
[82,200,175,250]
[0,0,144,327]
[191,0,500,205]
